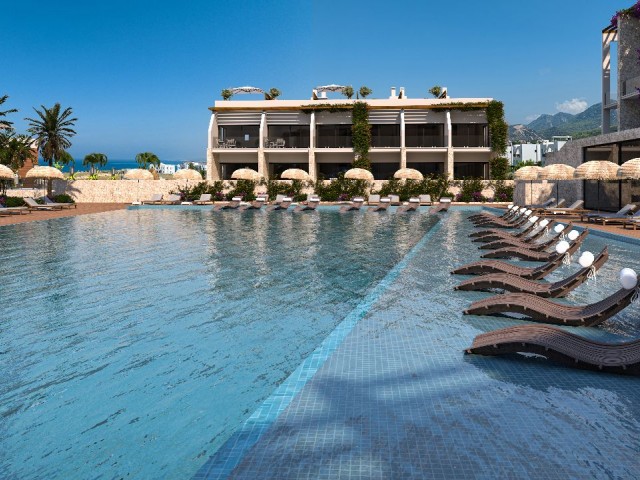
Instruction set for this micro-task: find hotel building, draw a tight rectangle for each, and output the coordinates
[206,88,496,182]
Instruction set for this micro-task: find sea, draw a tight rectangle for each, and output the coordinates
[60,159,184,172]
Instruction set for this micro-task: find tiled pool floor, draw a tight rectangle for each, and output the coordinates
[199,209,640,479]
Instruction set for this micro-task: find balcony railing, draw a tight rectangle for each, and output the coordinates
[405,136,445,148]
[452,135,488,148]
[263,137,310,148]
[212,137,260,149]
[622,75,640,97]
[316,136,353,148]
[370,135,400,148]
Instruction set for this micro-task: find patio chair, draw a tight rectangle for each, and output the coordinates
[451,248,571,279]
[397,197,420,213]
[275,138,285,148]
[480,229,587,261]
[388,195,401,206]
[339,197,365,212]
[213,196,242,211]
[589,209,640,226]
[368,194,381,205]
[161,194,182,205]
[537,200,585,216]
[465,324,640,375]
[266,197,293,211]
[580,203,637,223]
[463,277,637,327]
[44,196,76,209]
[224,139,236,148]
[193,194,213,205]
[0,205,30,215]
[478,223,573,251]
[369,197,391,212]
[623,217,640,230]
[23,197,59,211]
[419,194,432,205]
[294,194,320,212]
[142,194,163,205]
[455,247,608,298]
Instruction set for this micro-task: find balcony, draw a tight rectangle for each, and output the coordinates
[370,135,400,148]
[622,75,640,99]
[212,137,260,149]
[405,135,445,148]
[316,136,353,148]
[263,137,310,149]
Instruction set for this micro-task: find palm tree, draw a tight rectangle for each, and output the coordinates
[25,103,77,167]
[0,95,17,130]
[135,152,160,169]
[0,133,33,171]
[83,152,108,174]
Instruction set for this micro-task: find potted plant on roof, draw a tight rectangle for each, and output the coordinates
[342,86,354,99]
[265,88,281,100]
[429,85,442,98]
[221,89,233,101]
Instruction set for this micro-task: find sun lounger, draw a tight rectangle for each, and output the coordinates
[478,224,573,251]
[193,194,213,205]
[369,197,391,212]
[471,216,546,241]
[465,324,640,375]
[397,197,419,213]
[474,213,531,229]
[526,197,556,209]
[0,205,30,215]
[474,220,564,245]
[581,204,637,223]
[160,194,181,205]
[142,194,163,205]
[451,247,571,279]
[590,209,640,226]
[455,247,608,297]
[44,196,76,209]
[463,280,637,327]
[367,194,380,205]
[266,197,292,211]
[480,229,587,261]
[470,205,520,222]
[419,194,432,206]
[256,194,269,203]
[293,195,320,212]
[213,196,242,211]
[239,198,266,210]
[273,194,286,205]
[537,200,585,215]
[23,197,59,211]
[623,217,640,230]
[339,197,365,212]
[388,195,401,206]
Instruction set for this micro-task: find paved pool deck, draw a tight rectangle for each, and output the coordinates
[196,208,640,479]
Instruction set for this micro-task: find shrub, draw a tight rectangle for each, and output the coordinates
[491,179,514,202]
[170,181,225,202]
[52,194,75,203]
[314,173,368,201]
[261,178,307,202]
[0,195,26,207]
[376,173,452,201]
[454,177,487,202]
[225,179,256,201]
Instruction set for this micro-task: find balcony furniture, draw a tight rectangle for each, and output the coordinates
[224,139,237,148]
[217,139,225,148]
[275,138,286,148]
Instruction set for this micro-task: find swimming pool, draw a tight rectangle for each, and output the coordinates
[0,207,439,478]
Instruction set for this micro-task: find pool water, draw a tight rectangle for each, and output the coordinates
[0,207,439,479]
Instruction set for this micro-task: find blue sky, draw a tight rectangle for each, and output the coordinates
[0,0,631,161]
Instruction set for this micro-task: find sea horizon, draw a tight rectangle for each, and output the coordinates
[52,159,202,172]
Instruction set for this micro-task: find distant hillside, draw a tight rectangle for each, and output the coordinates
[509,103,616,143]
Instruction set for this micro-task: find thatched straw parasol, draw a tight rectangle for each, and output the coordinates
[0,164,14,179]
[538,164,576,204]
[25,166,65,180]
[394,168,424,181]
[231,168,262,181]
[344,168,374,181]
[514,166,543,205]
[281,168,311,181]
[617,158,640,179]
[174,168,203,181]
[124,169,154,180]
[574,161,620,212]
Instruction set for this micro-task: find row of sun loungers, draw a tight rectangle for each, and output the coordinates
[455,204,639,375]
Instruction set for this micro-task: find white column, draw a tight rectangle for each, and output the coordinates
[400,109,406,169]
[309,112,317,180]
[206,113,220,181]
[258,112,268,178]
[445,110,454,179]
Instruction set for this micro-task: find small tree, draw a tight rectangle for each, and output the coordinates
[135,152,160,169]
[342,86,354,99]
[359,86,372,98]
[429,86,442,98]
[221,89,233,100]
[0,95,17,130]
[267,88,281,100]
[0,133,33,171]
[25,103,77,167]
[489,156,510,180]
[83,152,108,174]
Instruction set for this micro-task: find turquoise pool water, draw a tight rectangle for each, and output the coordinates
[0,207,439,479]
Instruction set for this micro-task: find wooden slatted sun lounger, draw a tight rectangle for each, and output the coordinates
[369,198,391,212]
[480,229,587,261]
[470,219,545,241]
[266,197,293,211]
[455,247,608,297]
[339,197,365,212]
[474,215,530,229]
[397,198,419,213]
[463,284,637,327]
[464,324,640,375]
[474,222,569,245]
[293,195,320,212]
[451,250,568,279]
[478,229,564,251]
[213,197,242,211]
[239,199,266,210]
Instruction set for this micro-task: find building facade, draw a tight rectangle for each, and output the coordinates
[206,89,495,182]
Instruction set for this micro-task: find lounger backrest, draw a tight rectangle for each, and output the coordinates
[618,204,636,215]
[353,197,364,202]
[282,197,293,202]
[199,194,212,201]
[554,199,566,208]
[166,194,181,202]
[566,200,584,210]
[44,196,56,204]
[24,197,39,207]
[256,194,268,201]
[409,197,419,203]
[389,195,400,203]
[368,194,380,203]
[274,194,286,204]
[380,198,391,203]
[152,194,162,202]
[308,195,320,202]
[419,194,431,202]
[231,196,242,201]
[440,197,452,203]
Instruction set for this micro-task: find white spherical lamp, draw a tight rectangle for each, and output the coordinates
[619,268,638,290]
[555,240,570,254]
[554,224,565,233]
[529,215,539,223]
[539,219,550,228]
[567,230,580,241]
[578,251,595,268]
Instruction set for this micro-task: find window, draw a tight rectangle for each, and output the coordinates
[405,124,445,147]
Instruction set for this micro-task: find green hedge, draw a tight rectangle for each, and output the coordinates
[376,174,453,202]
[314,173,369,201]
